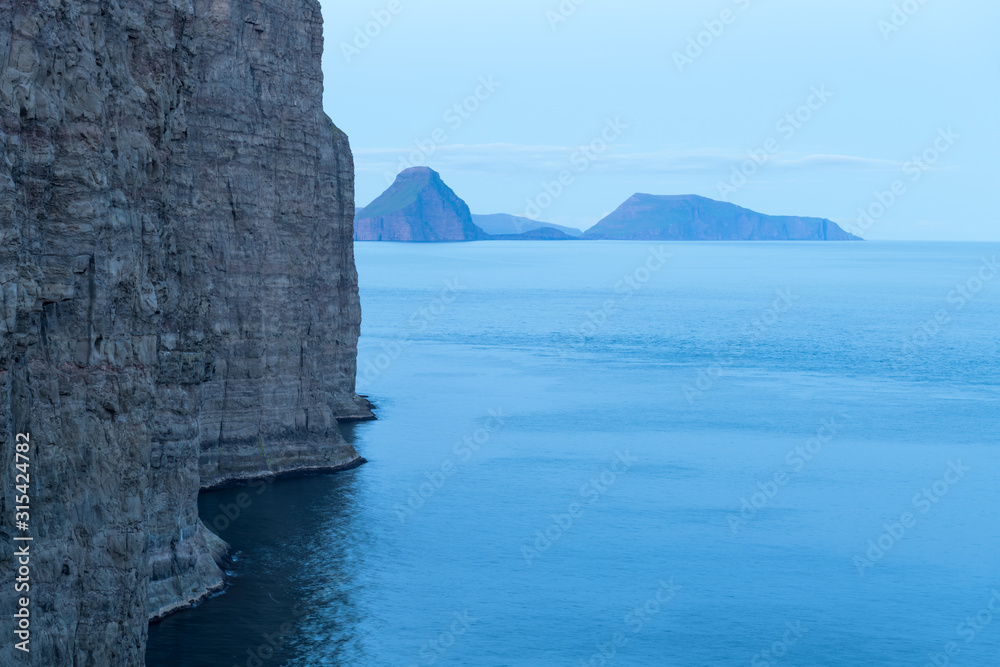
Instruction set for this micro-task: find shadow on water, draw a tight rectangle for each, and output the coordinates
[146,423,373,667]
[339,420,368,448]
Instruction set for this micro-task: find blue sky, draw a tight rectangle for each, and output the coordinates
[319,0,998,240]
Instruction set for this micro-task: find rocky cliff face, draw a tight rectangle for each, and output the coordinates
[583,194,862,241]
[354,166,489,241]
[0,1,368,664]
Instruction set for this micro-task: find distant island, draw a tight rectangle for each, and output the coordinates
[582,194,861,241]
[484,226,580,241]
[354,167,489,242]
[354,167,862,242]
[472,213,583,238]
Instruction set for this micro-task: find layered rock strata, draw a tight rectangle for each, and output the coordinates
[0,0,369,663]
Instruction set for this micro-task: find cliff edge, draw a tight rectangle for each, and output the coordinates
[0,0,369,664]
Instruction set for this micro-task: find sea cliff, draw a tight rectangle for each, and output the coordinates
[0,0,368,663]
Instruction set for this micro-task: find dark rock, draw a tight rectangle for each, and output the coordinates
[0,0,368,663]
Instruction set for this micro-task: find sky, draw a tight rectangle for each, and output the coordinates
[319,0,999,240]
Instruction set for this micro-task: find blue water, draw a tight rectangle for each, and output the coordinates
[148,241,1000,666]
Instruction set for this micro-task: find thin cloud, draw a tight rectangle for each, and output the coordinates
[354,143,910,177]
[778,154,901,168]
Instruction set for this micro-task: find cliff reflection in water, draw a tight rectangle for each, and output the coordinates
[146,426,370,666]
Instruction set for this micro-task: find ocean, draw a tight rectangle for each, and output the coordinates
[147,241,1000,666]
